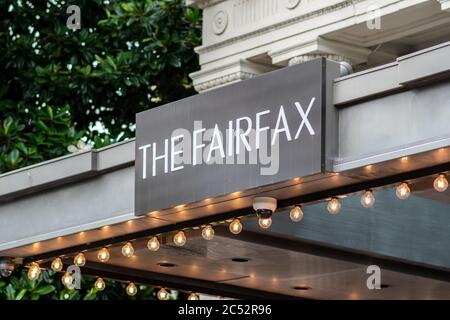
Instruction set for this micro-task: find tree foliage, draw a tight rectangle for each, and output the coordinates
[0,0,201,299]
[0,269,176,300]
[0,0,201,173]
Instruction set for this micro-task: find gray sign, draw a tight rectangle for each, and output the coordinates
[135,59,339,216]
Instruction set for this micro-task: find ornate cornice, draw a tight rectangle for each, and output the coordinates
[194,71,255,92]
[186,0,227,9]
[288,54,351,66]
[196,0,367,54]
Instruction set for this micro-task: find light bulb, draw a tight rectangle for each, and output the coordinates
[434,174,448,192]
[201,225,215,240]
[51,257,63,272]
[289,206,303,222]
[126,282,138,296]
[361,190,375,208]
[229,218,242,235]
[147,236,160,251]
[188,292,199,300]
[258,217,272,229]
[27,262,41,281]
[395,182,410,200]
[173,231,187,246]
[327,197,341,214]
[121,242,134,257]
[94,277,106,291]
[61,272,73,288]
[97,247,110,262]
[74,253,86,267]
[157,288,169,300]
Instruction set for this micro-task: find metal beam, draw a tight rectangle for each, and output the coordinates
[23,160,450,265]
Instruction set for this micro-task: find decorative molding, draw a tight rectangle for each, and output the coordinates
[196,0,365,54]
[212,10,228,35]
[270,37,372,66]
[186,0,227,9]
[233,0,279,28]
[194,71,256,92]
[288,54,350,66]
[284,0,301,10]
[288,54,353,75]
[190,59,278,92]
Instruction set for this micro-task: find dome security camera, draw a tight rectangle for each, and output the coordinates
[252,197,277,219]
[0,257,15,278]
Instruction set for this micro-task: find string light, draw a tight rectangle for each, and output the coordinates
[147,236,160,251]
[395,182,411,200]
[126,282,138,296]
[94,277,106,291]
[173,231,187,247]
[61,272,73,288]
[327,197,341,214]
[157,288,169,300]
[258,217,272,229]
[361,190,375,208]
[201,224,215,240]
[51,257,63,272]
[289,206,303,222]
[27,262,41,281]
[97,247,110,262]
[121,242,134,257]
[229,218,242,234]
[188,292,199,300]
[74,253,86,267]
[433,174,448,192]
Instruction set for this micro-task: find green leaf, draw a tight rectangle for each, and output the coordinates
[36,120,49,132]
[169,55,181,68]
[5,284,16,300]
[15,289,27,300]
[47,106,54,120]
[106,56,117,71]
[35,285,56,295]
[3,117,14,135]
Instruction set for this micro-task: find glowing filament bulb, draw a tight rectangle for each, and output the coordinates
[188,292,199,300]
[434,174,448,192]
[396,182,411,200]
[51,257,63,272]
[201,225,215,240]
[27,262,41,281]
[157,288,169,300]
[229,218,242,235]
[289,206,303,222]
[173,231,187,246]
[61,272,73,288]
[121,242,134,257]
[147,236,160,251]
[327,197,341,214]
[74,253,86,267]
[94,277,106,291]
[361,190,375,208]
[126,282,138,296]
[97,247,110,262]
[258,217,272,229]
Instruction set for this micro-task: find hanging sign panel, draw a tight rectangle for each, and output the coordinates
[135,59,339,215]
